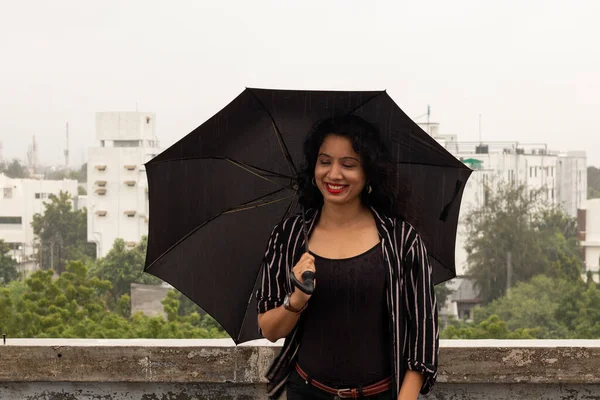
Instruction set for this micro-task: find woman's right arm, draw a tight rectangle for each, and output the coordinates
[258,290,308,342]
[256,227,315,342]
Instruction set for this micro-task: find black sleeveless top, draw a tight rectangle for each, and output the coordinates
[296,243,392,386]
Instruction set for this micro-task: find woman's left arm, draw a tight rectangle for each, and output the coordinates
[397,370,424,400]
[400,232,439,399]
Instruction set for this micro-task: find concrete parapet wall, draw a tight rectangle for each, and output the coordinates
[1,339,599,399]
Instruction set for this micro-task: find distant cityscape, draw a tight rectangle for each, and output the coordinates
[1,111,599,323]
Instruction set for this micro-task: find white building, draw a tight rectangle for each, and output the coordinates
[579,198,600,283]
[418,122,587,276]
[556,151,587,218]
[87,112,161,258]
[0,173,79,262]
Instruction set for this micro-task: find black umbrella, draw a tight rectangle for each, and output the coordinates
[144,88,472,344]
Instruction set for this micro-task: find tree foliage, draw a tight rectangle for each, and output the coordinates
[443,314,541,339]
[0,260,228,339]
[31,191,95,273]
[0,240,18,284]
[464,182,582,304]
[435,282,454,312]
[44,163,87,183]
[1,159,28,178]
[588,166,600,199]
[442,274,600,339]
[90,236,161,307]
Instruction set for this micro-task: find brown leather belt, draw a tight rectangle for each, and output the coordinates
[294,363,392,399]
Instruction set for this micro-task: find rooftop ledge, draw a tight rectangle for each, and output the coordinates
[4,338,600,347]
[1,339,599,384]
[1,339,599,399]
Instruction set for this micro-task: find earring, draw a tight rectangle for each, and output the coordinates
[368,185,372,194]
[312,177,317,186]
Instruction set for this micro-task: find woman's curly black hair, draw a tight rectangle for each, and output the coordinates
[298,114,397,217]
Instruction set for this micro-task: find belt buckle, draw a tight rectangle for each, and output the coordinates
[336,388,354,399]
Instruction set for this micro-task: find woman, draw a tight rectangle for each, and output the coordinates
[256,115,439,400]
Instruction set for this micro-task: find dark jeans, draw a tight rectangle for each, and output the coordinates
[286,369,394,400]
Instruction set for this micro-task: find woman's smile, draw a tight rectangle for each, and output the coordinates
[325,183,348,194]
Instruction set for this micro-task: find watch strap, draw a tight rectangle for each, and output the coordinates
[284,294,307,313]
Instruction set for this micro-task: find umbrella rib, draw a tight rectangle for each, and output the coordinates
[235,194,300,343]
[223,195,296,214]
[346,91,386,115]
[247,88,298,176]
[148,156,294,179]
[224,158,290,188]
[145,188,292,271]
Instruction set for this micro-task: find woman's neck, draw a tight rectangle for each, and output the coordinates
[319,200,370,229]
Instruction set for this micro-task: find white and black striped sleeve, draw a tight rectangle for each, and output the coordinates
[256,223,287,314]
[404,232,439,395]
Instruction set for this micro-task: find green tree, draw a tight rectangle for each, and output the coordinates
[3,159,27,178]
[473,275,569,338]
[435,282,454,312]
[0,240,18,284]
[31,191,95,273]
[0,260,229,339]
[9,261,112,337]
[44,164,87,182]
[0,287,15,335]
[71,163,87,183]
[464,183,546,303]
[588,166,600,199]
[443,273,600,339]
[91,236,161,307]
[464,182,582,303]
[442,314,541,339]
[158,290,228,338]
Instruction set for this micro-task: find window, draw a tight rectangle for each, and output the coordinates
[35,193,40,199]
[3,188,13,199]
[529,167,533,178]
[0,216,22,224]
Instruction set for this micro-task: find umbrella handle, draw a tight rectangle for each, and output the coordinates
[290,270,315,295]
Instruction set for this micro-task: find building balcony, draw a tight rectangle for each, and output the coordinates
[124,180,136,187]
[95,165,107,171]
[125,241,137,247]
[95,210,107,217]
[124,210,136,217]
[124,165,136,171]
[95,188,107,195]
[581,240,600,247]
[95,180,107,187]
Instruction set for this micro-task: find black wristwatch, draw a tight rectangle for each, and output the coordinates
[283,294,307,314]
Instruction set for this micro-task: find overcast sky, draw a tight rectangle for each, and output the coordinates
[1,0,599,167]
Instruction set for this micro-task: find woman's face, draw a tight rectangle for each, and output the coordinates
[314,134,367,206]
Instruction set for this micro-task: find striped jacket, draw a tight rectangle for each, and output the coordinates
[256,207,439,399]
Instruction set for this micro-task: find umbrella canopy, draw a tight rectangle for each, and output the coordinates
[144,88,472,344]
